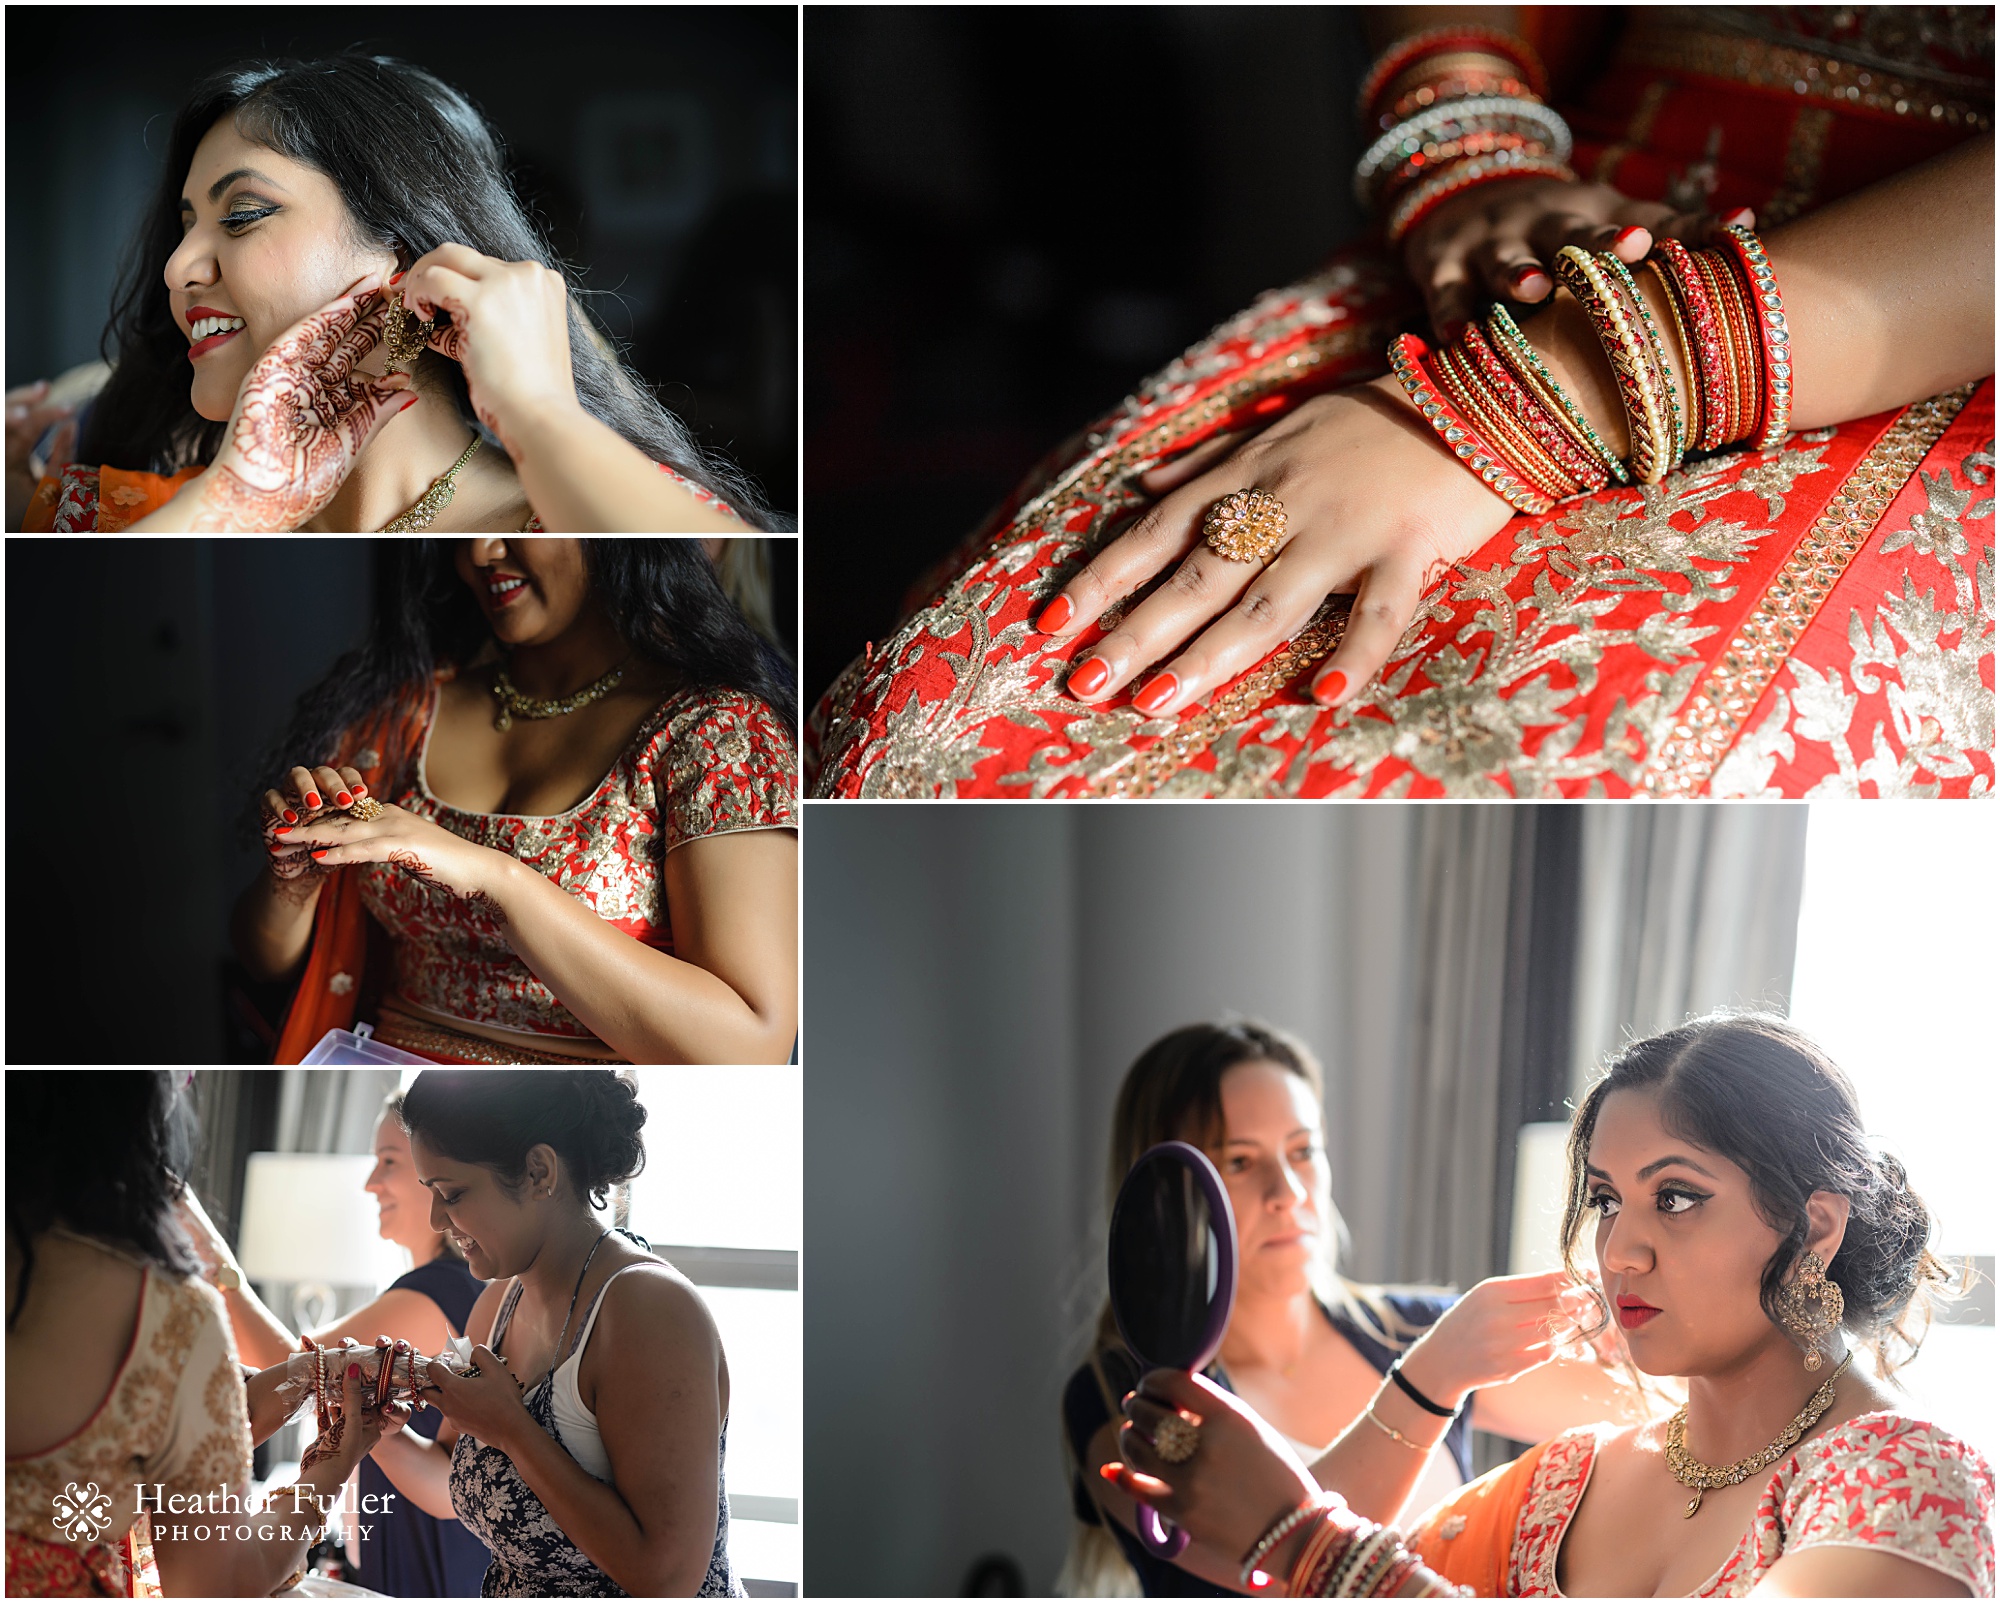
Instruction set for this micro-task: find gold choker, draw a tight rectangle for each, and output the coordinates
[491,658,629,732]
[1663,1348,1851,1516]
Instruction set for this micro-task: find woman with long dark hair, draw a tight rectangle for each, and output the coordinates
[5,1072,407,1597]
[367,1071,743,1597]
[9,52,781,533]
[1105,1015,1994,1597]
[229,537,798,1065]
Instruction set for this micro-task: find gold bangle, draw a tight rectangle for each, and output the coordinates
[1363,1404,1435,1453]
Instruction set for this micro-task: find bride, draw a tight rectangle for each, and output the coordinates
[1106,1014,1994,1597]
[10,52,777,534]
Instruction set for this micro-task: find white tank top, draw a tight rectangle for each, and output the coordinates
[542,1264,649,1483]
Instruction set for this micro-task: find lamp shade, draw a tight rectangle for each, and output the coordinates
[236,1153,401,1287]
[1508,1122,1575,1275]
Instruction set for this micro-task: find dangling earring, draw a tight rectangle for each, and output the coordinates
[382,286,434,373]
[1775,1250,1845,1369]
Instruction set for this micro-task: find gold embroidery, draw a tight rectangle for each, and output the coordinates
[372,1015,626,1064]
[1620,23,1992,131]
[1642,387,1975,795]
[1091,603,1351,797]
[1760,107,1836,228]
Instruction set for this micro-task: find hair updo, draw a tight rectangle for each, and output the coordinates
[400,1071,646,1209]
[1559,1011,1954,1375]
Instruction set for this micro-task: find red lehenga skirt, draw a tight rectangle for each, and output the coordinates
[808,11,1994,799]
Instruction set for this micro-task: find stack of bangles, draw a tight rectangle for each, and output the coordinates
[1352,26,1576,246]
[1237,1493,1459,1597]
[1388,223,1791,511]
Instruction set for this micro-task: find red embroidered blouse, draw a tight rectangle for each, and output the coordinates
[357,683,796,1040]
[1507,1414,1995,1597]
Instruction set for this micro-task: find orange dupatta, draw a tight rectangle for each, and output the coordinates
[1403,1440,1550,1597]
[21,466,204,532]
[271,675,443,1064]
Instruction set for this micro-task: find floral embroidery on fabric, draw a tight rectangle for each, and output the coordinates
[358,688,796,1037]
[6,1269,251,1594]
[1502,1415,1995,1598]
[47,465,101,533]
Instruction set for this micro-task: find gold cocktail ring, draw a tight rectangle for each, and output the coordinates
[346,796,386,822]
[1201,488,1287,563]
[1152,1412,1202,1463]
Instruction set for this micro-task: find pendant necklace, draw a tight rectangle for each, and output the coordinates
[492,656,630,732]
[378,435,482,532]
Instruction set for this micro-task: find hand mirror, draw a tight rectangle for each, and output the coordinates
[1106,1139,1239,1558]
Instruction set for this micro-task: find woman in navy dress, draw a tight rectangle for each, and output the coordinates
[180,1088,491,1595]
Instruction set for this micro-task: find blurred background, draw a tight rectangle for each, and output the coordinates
[5,4,797,513]
[804,6,1374,705]
[803,803,1998,1595]
[3,1066,802,1595]
[3,537,797,1065]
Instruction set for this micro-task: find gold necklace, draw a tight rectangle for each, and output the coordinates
[491,657,629,732]
[379,435,482,532]
[1662,1348,1851,1517]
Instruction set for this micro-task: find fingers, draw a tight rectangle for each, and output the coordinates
[1309,554,1427,708]
[1033,491,1207,643]
[313,765,346,808]
[1424,256,1481,343]
[1133,1368,1211,1413]
[1077,533,1266,707]
[1099,1460,1175,1504]
[1127,548,1330,716]
[1136,429,1251,497]
[288,765,325,810]
[1470,237,1553,306]
[338,766,369,804]
[401,262,480,327]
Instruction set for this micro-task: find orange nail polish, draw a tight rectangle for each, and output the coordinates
[1133,673,1179,715]
[336,791,353,806]
[1099,1463,1123,1483]
[1069,657,1110,697]
[1314,669,1348,706]
[305,792,321,808]
[1614,225,1647,248]
[1036,594,1075,634]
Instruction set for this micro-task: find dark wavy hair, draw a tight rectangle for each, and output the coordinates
[77,51,784,527]
[1559,1011,1955,1377]
[400,1070,647,1210]
[7,1072,204,1328]
[243,538,795,834]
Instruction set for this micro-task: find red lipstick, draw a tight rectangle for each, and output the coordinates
[1616,1294,1662,1330]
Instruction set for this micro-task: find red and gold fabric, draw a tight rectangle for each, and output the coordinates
[6,1263,250,1598]
[21,459,730,532]
[1488,1415,1995,1596]
[807,7,1993,800]
[355,679,796,1043]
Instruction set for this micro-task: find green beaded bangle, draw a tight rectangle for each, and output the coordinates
[1600,253,1687,467]
[1486,305,1629,484]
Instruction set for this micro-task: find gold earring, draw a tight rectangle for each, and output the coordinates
[1775,1250,1845,1369]
[382,287,434,373]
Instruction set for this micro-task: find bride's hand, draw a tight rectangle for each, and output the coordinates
[1034,377,1513,713]
[280,801,511,916]
[1104,1370,1323,1571]
[420,1342,532,1451]
[397,245,580,458]
[188,277,417,532]
[259,762,373,888]
[1402,176,1748,340]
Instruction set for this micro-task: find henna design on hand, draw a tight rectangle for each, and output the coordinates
[387,847,438,886]
[462,888,507,922]
[1419,556,1454,596]
[189,290,413,532]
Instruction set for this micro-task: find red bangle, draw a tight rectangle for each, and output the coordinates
[1461,321,1610,493]
[1648,239,1729,451]
[1388,333,1556,514]
[1431,341,1575,503]
[1358,26,1548,125]
[1386,154,1576,245]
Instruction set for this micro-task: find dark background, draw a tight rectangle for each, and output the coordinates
[4,537,798,1065]
[6,4,798,514]
[803,6,1377,704]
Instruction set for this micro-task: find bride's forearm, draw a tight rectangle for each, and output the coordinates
[229,868,322,984]
[1523,136,1995,455]
[483,856,792,1064]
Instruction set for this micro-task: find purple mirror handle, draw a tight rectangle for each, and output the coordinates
[1137,1504,1190,1559]
[1118,1141,1238,1560]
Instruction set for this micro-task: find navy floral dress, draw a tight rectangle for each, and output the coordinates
[447,1278,743,1597]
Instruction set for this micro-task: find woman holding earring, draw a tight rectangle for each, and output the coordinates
[13,53,781,533]
[1104,1015,1994,1597]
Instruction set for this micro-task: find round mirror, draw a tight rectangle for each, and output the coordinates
[1106,1140,1238,1558]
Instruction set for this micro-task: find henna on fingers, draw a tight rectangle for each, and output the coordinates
[387,847,439,886]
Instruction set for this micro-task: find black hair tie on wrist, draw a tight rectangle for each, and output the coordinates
[1387,1359,1461,1418]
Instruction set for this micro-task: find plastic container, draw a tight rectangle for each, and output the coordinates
[298,1022,432,1067]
